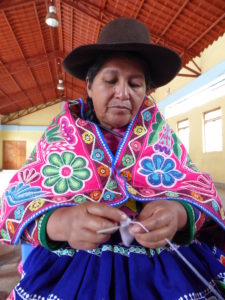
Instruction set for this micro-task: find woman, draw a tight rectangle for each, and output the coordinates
[1,18,225,300]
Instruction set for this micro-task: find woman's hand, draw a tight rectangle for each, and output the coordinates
[46,202,127,250]
[129,200,187,248]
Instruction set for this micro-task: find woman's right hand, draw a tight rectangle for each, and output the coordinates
[46,202,127,250]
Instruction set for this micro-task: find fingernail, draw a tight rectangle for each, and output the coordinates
[121,213,128,220]
[130,226,140,233]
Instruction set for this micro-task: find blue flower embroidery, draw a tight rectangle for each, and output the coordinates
[14,205,25,220]
[5,182,46,206]
[143,111,151,121]
[139,154,184,187]
[92,149,104,161]
[103,191,115,201]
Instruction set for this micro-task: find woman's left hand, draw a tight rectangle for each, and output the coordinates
[129,200,188,248]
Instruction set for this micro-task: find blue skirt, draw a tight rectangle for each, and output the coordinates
[13,235,225,300]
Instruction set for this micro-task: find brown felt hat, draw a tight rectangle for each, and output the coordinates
[62,18,182,88]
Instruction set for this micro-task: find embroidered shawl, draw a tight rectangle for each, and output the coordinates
[0,97,224,245]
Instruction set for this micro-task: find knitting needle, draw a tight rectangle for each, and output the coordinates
[97,225,120,234]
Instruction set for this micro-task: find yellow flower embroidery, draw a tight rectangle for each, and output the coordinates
[29,199,45,211]
[82,132,94,144]
[134,126,145,136]
[127,186,137,195]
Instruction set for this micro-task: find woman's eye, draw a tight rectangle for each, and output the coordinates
[105,79,116,84]
[130,82,141,88]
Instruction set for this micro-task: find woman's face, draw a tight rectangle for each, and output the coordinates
[86,57,146,129]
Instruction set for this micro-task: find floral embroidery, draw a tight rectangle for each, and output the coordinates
[5,183,46,206]
[130,140,141,151]
[122,155,134,167]
[29,199,45,211]
[143,111,151,121]
[221,207,225,220]
[138,154,184,187]
[73,195,86,204]
[45,124,65,143]
[165,191,179,197]
[1,229,9,240]
[121,170,132,181]
[92,149,104,161]
[134,125,145,136]
[42,152,91,194]
[103,191,115,201]
[220,255,225,266]
[97,166,110,177]
[139,188,155,197]
[61,118,77,144]
[14,205,25,220]
[7,221,15,234]
[211,199,219,212]
[107,179,118,190]
[82,132,94,144]
[127,186,137,195]
[77,119,88,126]
[90,190,102,200]
[18,168,40,184]
[144,98,154,107]
[191,191,203,202]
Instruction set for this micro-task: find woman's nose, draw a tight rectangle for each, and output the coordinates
[115,81,129,99]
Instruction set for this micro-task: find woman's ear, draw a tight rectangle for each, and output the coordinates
[86,77,92,98]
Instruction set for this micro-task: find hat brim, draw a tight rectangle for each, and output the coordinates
[62,43,182,88]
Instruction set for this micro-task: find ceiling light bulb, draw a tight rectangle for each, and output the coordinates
[57,79,64,90]
[45,5,59,27]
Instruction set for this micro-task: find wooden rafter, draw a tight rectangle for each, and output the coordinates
[1,98,62,124]
[34,1,55,94]
[133,0,145,19]
[2,10,45,105]
[187,11,225,50]
[0,51,64,77]
[155,0,189,43]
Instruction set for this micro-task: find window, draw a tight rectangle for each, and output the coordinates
[203,108,222,152]
[177,119,189,152]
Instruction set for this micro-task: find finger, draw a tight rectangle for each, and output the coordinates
[75,228,111,245]
[135,236,168,249]
[86,202,127,223]
[138,212,171,232]
[133,226,174,245]
[83,214,118,233]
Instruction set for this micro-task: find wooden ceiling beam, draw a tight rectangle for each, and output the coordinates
[2,10,43,105]
[56,0,64,52]
[34,2,55,96]
[155,0,189,43]
[187,11,225,50]
[133,0,145,19]
[0,83,57,110]
[0,0,34,11]
[1,98,62,124]
[0,51,64,77]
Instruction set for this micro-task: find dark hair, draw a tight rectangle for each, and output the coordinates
[86,52,153,91]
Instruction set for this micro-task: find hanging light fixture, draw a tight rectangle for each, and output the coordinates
[57,79,64,91]
[45,3,59,27]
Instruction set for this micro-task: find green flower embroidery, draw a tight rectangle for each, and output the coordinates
[42,152,91,194]
[1,229,10,240]
[122,154,134,167]
[73,195,87,204]
[165,191,179,197]
[107,179,118,190]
